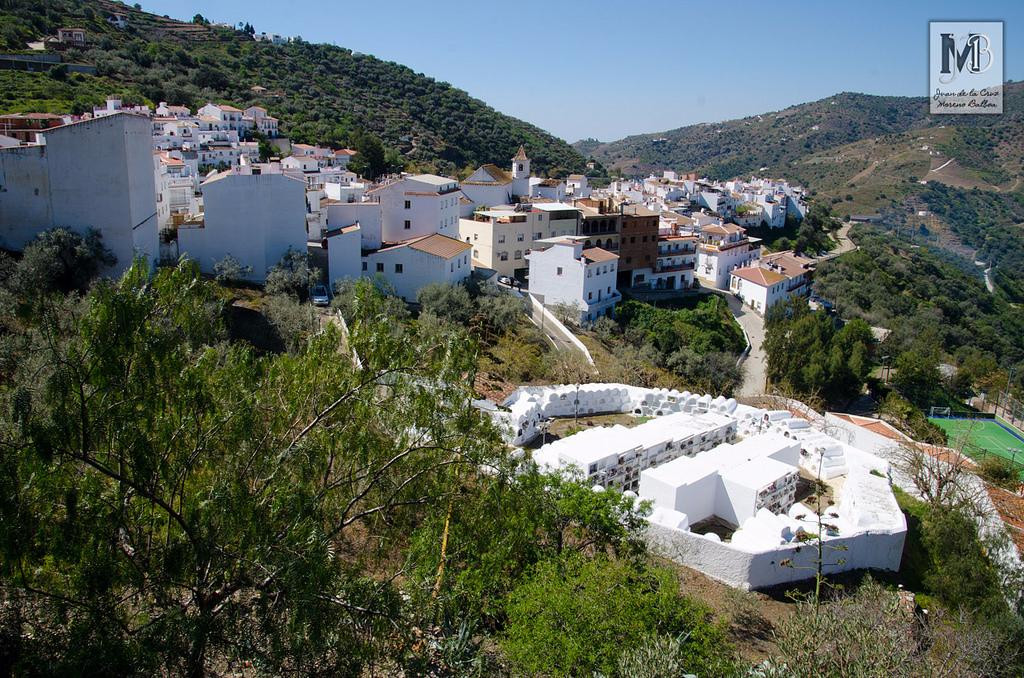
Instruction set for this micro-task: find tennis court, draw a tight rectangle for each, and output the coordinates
[928,416,1024,468]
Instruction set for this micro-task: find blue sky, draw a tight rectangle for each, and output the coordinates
[139,1,1022,142]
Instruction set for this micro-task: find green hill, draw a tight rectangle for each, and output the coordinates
[576,86,1024,183]
[578,86,1024,301]
[0,0,589,177]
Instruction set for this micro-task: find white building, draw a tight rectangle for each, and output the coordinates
[155,102,192,119]
[362,233,471,301]
[511,146,531,198]
[367,174,461,243]
[324,224,362,286]
[640,434,800,529]
[729,250,815,315]
[0,113,158,275]
[154,151,198,230]
[526,237,620,323]
[696,223,761,289]
[566,174,591,198]
[93,97,151,119]
[533,411,738,491]
[489,384,907,590]
[197,103,245,134]
[458,203,579,278]
[176,170,306,283]
[460,164,514,209]
[243,106,279,138]
[530,177,566,202]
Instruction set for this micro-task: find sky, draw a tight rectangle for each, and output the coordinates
[139,0,1023,142]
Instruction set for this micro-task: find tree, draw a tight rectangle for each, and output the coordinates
[0,262,505,675]
[212,254,252,284]
[5,227,115,300]
[191,13,209,25]
[417,282,474,325]
[765,577,1009,678]
[471,284,527,340]
[892,349,941,407]
[763,298,873,406]
[347,131,393,180]
[262,293,318,354]
[265,248,315,299]
[501,553,733,678]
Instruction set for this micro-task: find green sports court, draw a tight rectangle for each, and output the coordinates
[928,414,1024,469]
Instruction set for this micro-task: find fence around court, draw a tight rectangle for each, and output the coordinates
[928,411,1024,477]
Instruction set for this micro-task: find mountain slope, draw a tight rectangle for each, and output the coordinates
[0,0,589,176]
[578,86,1024,181]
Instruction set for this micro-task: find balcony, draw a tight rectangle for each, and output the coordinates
[654,261,695,273]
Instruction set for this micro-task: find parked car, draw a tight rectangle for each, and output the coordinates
[310,284,330,307]
[497,275,512,286]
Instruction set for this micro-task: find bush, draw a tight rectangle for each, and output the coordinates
[6,228,115,299]
[262,293,317,354]
[265,248,315,299]
[213,254,253,285]
[501,553,733,678]
[978,455,1020,491]
[417,282,474,324]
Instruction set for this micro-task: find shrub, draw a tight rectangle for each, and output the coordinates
[6,227,115,299]
[502,554,733,677]
[213,254,253,284]
[265,248,315,299]
[978,455,1020,491]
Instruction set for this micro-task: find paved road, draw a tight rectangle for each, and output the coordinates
[724,293,768,397]
[815,222,857,263]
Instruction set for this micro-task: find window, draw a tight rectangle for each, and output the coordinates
[497,234,505,243]
[375,262,384,272]
[362,261,367,271]
[588,292,593,300]
[499,252,508,261]
[518,163,524,172]
[473,249,479,258]
[514,250,522,260]
[534,232,542,239]
[538,214,544,221]
[474,233,479,241]
[556,267,563,276]
[517,233,524,242]
[404,200,411,209]
[607,286,612,294]
[630,236,636,243]
[395,263,403,273]
[404,220,411,230]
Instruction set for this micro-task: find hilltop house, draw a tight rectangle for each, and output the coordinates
[197,103,246,134]
[527,237,620,323]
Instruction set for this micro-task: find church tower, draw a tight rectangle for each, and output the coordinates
[511,145,530,198]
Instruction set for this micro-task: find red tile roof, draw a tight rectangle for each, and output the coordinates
[582,247,619,264]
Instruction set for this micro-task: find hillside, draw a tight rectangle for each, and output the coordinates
[580,86,1024,301]
[577,85,1024,182]
[0,0,590,176]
